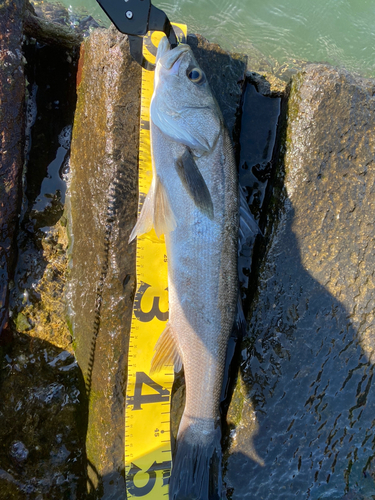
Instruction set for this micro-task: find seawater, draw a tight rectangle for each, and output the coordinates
[52,0,374,77]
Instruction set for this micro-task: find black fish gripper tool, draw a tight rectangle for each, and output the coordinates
[96,0,178,70]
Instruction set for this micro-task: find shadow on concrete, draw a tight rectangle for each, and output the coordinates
[223,78,375,498]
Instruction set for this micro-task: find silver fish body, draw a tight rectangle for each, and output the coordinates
[153,110,238,434]
[130,39,242,500]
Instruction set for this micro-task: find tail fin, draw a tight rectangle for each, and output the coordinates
[169,426,224,500]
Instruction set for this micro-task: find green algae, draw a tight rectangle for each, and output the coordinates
[15,313,32,332]
[227,374,246,429]
[14,222,73,352]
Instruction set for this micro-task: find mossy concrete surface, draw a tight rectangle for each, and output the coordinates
[225,65,375,499]
[67,26,141,496]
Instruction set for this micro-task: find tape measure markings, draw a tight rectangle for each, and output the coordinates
[125,24,187,500]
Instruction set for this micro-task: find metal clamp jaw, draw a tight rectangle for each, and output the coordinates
[96,0,177,70]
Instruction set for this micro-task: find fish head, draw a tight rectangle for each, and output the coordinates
[150,38,223,154]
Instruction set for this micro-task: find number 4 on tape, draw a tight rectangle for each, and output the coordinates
[128,372,169,411]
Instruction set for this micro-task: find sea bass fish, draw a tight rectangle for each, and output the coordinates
[130,38,256,500]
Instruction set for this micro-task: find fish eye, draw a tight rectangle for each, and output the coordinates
[187,68,205,85]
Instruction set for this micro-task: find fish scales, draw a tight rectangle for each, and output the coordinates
[130,38,240,500]
[155,126,238,429]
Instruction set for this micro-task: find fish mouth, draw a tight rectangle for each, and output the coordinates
[157,41,190,71]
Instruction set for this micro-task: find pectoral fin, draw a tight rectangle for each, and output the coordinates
[176,149,214,219]
[150,322,182,374]
[128,175,176,242]
[128,185,154,243]
[154,175,177,238]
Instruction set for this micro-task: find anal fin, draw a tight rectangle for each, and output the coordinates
[150,322,182,374]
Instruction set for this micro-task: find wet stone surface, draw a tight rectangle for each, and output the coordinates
[0,9,87,499]
[0,334,86,499]
[237,79,282,294]
[11,38,78,351]
[0,0,26,337]
[30,0,102,37]
[222,75,284,487]
[225,65,375,499]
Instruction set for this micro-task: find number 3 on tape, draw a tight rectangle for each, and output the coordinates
[125,22,187,500]
[133,282,169,323]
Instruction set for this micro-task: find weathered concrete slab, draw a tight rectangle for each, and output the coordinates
[0,0,26,339]
[225,65,375,499]
[67,26,141,497]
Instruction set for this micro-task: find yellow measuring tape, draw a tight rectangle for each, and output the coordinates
[125,24,187,499]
